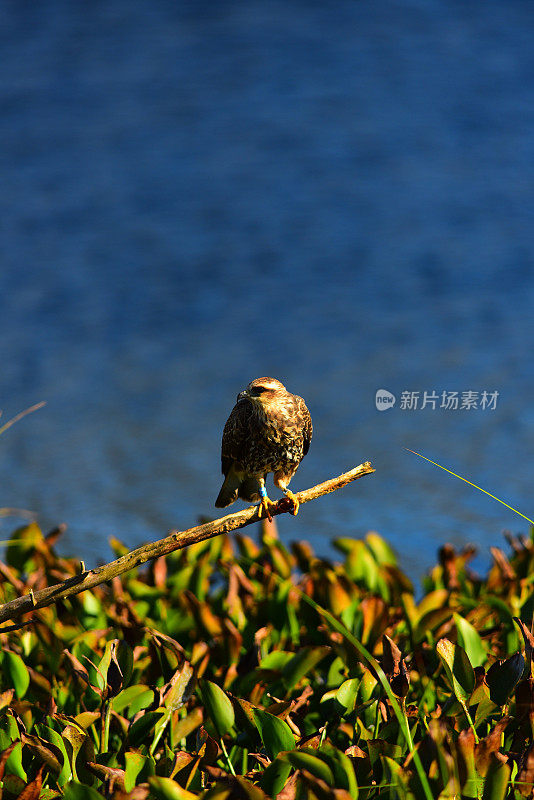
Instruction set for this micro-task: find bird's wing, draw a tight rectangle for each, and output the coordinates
[221,401,251,475]
[297,396,313,456]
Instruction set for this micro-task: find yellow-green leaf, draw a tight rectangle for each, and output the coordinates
[253,709,295,760]
[3,652,30,699]
[200,681,235,738]
[436,638,475,706]
[148,776,199,799]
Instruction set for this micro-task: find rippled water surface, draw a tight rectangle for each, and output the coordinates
[1,1,534,582]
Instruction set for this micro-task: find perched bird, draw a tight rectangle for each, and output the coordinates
[215,377,312,519]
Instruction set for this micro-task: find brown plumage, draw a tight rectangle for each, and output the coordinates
[215,377,312,518]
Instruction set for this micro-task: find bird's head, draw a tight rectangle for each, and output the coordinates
[237,377,287,408]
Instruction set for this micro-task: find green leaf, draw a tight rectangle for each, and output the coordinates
[0,714,26,782]
[335,539,380,590]
[366,532,397,566]
[436,638,475,706]
[151,662,195,755]
[259,651,293,671]
[3,651,30,699]
[35,724,72,786]
[62,783,105,800]
[124,750,147,792]
[320,745,359,797]
[481,754,511,800]
[284,750,334,784]
[252,709,295,760]
[61,723,86,783]
[199,680,235,737]
[95,639,116,692]
[128,710,165,748]
[334,678,359,716]
[380,756,404,799]
[115,640,134,687]
[112,684,155,715]
[5,522,42,570]
[148,776,198,799]
[0,740,26,782]
[259,756,292,797]
[281,646,330,690]
[454,614,487,668]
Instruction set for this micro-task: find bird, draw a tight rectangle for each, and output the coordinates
[215,377,312,520]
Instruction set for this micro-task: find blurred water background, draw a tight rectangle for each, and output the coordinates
[1,0,534,583]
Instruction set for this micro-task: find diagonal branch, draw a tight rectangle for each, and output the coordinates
[0,462,375,625]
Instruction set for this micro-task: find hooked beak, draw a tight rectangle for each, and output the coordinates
[237,389,249,403]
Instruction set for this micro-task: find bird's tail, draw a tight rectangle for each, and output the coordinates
[215,469,241,508]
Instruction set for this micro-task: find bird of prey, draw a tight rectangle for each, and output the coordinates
[215,377,312,520]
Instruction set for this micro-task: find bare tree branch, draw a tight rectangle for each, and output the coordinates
[0,462,375,625]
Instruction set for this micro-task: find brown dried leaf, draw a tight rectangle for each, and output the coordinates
[0,562,25,592]
[184,591,224,637]
[475,717,509,776]
[292,684,314,713]
[223,618,243,665]
[231,696,259,728]
[107,640,125,697]
[275,768,298,800]
[26,665,52,693]
[197,726,219,766]
[456,727,475,789]
[15,764,44,800]
[43,522,66,546]
[203,765,230,783]
[62,649,97,692]
[264,700,293,720]
[109,789,150,800]
[328,580,352,616]
[149,629,187,660]
[172,706,203,742]
[0,689,15,711]
[86,761,126,788]
[169,750,196,779]
[22,734,62,774]
[439,544,460,591]
[515,617,534,675]
[361,596,387,645]
[250,752,271,768]
[226,567,243,621]
[345,744,367,759]
[517,742,534,798]
[490,547,515,580]
[152,556,167,588]
[382,634,410,697]
[299,768,339,800]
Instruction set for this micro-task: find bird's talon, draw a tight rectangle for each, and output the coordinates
[260,497,276,522]
[284,490,300,516]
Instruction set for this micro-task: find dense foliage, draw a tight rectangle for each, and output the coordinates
[0,517,533,799]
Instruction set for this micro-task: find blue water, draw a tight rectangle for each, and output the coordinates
[1,0,534,582]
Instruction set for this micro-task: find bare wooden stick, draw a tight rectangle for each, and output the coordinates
[0,462,374,625]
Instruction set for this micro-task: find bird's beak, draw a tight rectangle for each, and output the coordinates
[237,390,249,403]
